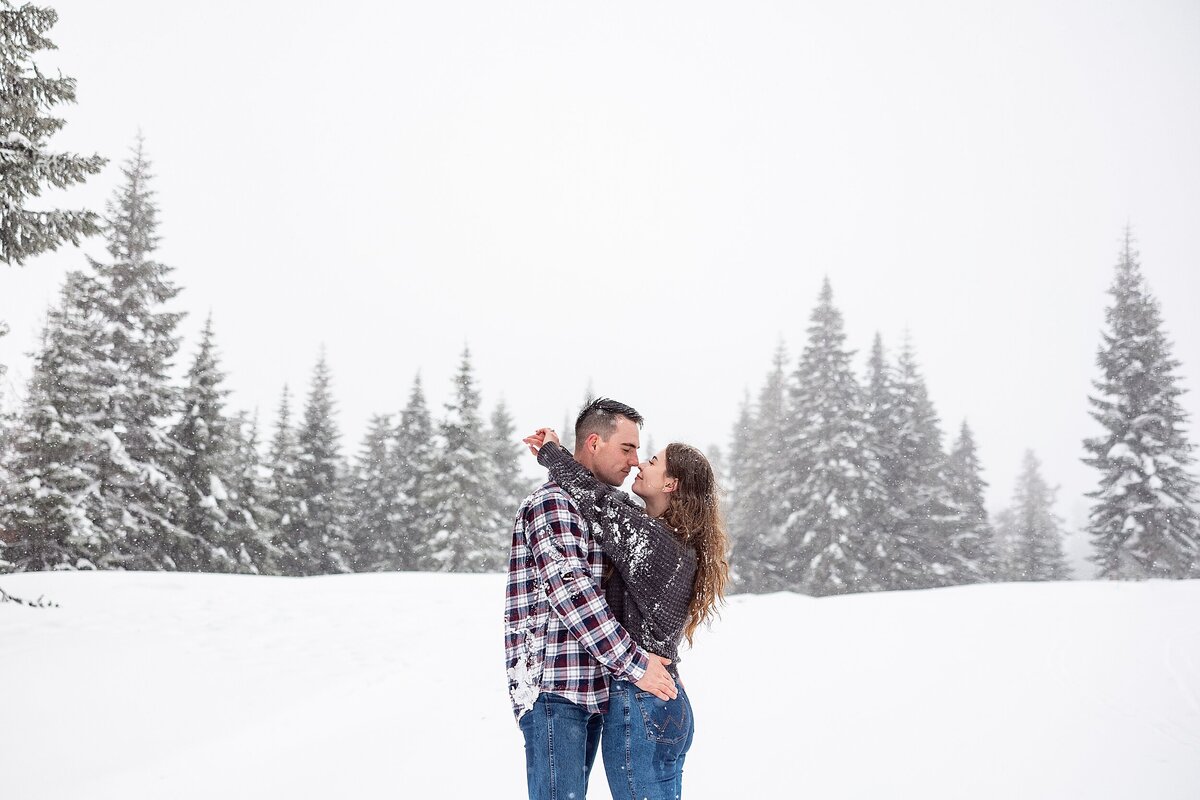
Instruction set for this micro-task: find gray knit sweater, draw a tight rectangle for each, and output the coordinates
[538,443,698,672]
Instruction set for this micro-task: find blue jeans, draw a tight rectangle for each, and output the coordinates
[519,692,604,800]
[601,679,695,800]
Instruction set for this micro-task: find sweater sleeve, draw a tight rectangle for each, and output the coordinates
[538,443,696,611]
[524,487,650,683]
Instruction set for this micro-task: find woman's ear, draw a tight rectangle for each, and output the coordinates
[663,479,678,494]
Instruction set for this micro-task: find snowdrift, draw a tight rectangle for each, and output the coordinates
[1,571,1197,799]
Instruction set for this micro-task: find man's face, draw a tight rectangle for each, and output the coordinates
[589,417,641,486]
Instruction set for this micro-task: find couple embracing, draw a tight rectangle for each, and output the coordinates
[504,397,730,800]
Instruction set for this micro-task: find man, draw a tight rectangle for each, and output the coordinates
[504,397,676,800]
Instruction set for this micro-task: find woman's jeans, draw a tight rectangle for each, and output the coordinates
[601,679,695,800]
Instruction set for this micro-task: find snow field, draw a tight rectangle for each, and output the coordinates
[1,572,1198,799]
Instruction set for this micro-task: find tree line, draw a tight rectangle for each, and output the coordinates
[724,236,1199,595]
[0,140,525,576]
[2,1,1197,591]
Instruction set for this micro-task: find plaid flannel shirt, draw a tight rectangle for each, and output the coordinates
[504,481,649,722]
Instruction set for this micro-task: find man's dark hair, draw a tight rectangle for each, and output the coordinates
[574,397,644,448]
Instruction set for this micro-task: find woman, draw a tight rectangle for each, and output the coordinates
[523,428,729,800]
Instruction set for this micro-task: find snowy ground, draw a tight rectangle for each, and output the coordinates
[1,572,1198,800]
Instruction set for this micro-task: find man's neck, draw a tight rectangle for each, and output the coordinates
[573,448,619,488]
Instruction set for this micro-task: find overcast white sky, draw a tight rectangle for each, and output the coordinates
[2,0,1198,573]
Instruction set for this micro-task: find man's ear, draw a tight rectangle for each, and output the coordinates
[585,433,601,452]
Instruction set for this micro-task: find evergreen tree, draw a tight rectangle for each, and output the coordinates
[729,342,793,592]
[0,318,8,391]
[1008,450,1070,581]
[488,399,526,522]
[945,421,997,582]
[561,410,575,454]
[390,373,435,570]
[991,507,1019,582]
[0,1,106,265]
[171,315,238,571]
[884,338,972,590]
[861,333,904,589]
[0,272,106,570]
[86,136,189,571]
[782,280,881,596]
[266,385,305,575]
[724,393,754,587]
[225,410,278,574]
[1083,232,1200,579]
[294,353,352,574]
[424,347,505,572]
[352,413,398,572]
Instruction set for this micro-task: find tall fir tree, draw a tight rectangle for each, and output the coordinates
[171,315,238,571]
[782,280,882,596]
[266,385,305,575]
[424,347,505,572]
[389,373,435,570]
[1083,232,1200,579]
[944,421,997,582]
[85,137,189,570]
[225,410,278,574]
[0,318,8,394]
[883,338,973,590]
[0,1,106,265]
[729,342,793,592]
[1008,450,1070,581]
[724,393,754,586]
[561,410,575,454]
[861,333,904,590]
[488,399,526,522]
[0,272,107,570]
[991,507,1020,582]
[352,413,398,572]
[294,353,352,574]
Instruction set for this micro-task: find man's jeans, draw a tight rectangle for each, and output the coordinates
[601,679,695,800]
[519,692,603,800]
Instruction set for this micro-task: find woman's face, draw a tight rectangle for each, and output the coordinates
[632,449,674,500]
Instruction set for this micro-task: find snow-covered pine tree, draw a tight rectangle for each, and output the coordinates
[0,1,106,265]
[424,347,505,572]
[945,421,997,582]
[0,272,107,570]
[389,373,436,571]
[0,318,8,389]
[561,386,595,455]
[225,410,278,574]
[86,137,190,571]
[782,280,881,596]
[1008,450,1070,581]
[724,393,754,587]
[488,399,526,523]
[729,342,793,592]
[294,353,352,575]
[266,385,305,576]
[1083,232,1200,579]
[861,333,904,591]
[884,338,973,590]
[560,411,575,454]
[171,315,239,572]
[991,507,1019,582]
[352,413,398,572]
